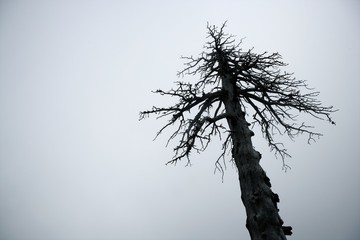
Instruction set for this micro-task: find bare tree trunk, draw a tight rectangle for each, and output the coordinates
[222,73,288,240]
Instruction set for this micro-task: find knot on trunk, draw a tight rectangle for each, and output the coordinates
[282,226,293,236]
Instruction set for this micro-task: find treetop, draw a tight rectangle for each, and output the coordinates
[140,22,336,170]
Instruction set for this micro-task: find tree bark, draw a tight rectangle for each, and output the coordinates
[221,73,288,240]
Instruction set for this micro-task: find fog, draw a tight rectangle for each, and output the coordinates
[0,1,359,239]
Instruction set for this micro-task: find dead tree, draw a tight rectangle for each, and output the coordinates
[140,23,336,240]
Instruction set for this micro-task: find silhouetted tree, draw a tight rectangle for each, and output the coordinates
[140,23,336,240]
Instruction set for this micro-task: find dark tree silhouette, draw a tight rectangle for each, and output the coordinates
[140,23,336,240]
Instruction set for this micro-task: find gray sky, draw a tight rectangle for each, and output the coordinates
[0,0,359,239]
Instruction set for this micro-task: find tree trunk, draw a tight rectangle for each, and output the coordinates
[221,73,288,240]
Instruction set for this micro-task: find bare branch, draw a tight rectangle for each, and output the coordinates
[140,22,336,169]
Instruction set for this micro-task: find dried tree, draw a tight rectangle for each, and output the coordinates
[140,23,336,240]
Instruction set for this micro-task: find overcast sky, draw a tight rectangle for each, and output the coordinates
[0,1,359,240]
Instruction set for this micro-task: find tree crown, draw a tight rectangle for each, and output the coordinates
[140,23,336,171]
